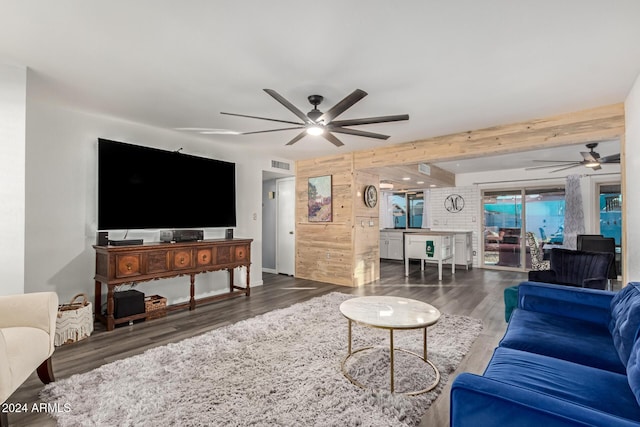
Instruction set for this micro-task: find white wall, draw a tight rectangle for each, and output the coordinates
[429,186,481,266]
[0,64,26,296]
[21,72,292,305]
[625,72,640,282]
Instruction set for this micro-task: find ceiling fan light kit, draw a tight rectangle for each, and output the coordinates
[306,125,324,136]
[221,89,409,147]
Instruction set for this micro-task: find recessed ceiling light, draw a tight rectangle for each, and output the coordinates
[430,184,437,187]
[402,177,411,181]
[416,181,424,185]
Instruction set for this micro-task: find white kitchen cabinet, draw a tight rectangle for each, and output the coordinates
[380,230,404,260]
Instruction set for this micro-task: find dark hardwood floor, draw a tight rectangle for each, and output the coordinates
[6,261,576,426]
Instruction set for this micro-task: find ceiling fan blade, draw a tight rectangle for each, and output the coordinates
[330,114,409,127]
[221,112,303,126]
[323,132,345,147]
[581,151,599,162]
[329,126,389,140]
[600,153,621,163]
[526,162,582,171]
[285,130,308,146]
[551,163,584,173]
[531,159,585,163]
[241,126,305,135]
[317,89,368,123]
[263,89,311,124]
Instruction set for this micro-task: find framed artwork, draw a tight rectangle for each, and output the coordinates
[308,175,332,222]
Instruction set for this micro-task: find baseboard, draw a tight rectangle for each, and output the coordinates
[262,268,277,274]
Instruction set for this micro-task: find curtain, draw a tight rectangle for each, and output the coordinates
[563,174,585,249]
[421,189,431,229]
[379,191,394,229]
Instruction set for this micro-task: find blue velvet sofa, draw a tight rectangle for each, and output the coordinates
[451,281,640,426]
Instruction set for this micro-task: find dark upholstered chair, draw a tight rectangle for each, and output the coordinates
[577,235,617,280]
[528,248,614,290]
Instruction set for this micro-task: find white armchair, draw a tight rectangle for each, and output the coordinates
[0,291,58,422]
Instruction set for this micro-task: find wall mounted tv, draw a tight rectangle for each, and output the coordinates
[98,138,236,230]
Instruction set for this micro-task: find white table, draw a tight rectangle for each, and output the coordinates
[405,232,456,280]
[339,296,441,395]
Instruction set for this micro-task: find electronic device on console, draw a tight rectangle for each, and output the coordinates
[159,229,204,243]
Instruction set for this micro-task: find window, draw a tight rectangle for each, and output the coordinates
[389,192,424,229]
[407,192,424,228]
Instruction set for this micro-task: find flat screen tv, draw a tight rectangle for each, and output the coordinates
[98,138,236,230]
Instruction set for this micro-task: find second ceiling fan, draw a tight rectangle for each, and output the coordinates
[221,89,409,147]
[526,143,620,173]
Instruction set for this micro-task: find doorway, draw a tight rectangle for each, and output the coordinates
[276,177,295,275]
[262,172,295,276]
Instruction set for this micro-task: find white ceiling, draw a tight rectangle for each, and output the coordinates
[1,1,638,175]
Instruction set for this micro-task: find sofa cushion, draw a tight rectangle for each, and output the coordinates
[484,347,640,422]
[499,308,625,373]
[625,329,640,406]
[609,282,640,367]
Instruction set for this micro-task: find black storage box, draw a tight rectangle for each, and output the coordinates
[113,290,145,319]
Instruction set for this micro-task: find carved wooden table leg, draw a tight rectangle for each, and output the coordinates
[229,268,235,293]
[189,274,196,310]
[246,265,251,296]
[94,280,102,321]
[106,285,115,331]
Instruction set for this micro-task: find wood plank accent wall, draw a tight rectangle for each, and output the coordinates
[295,103,626,287]
[295,154,356,286]
[353,170,380,286]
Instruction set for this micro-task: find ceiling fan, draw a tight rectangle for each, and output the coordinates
[526,143,620,173]
[220,89,409,147]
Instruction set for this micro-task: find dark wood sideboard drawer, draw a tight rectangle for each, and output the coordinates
[234,245,248,261]
[197,248,213,266]
[171,249,194,270]
[116,254,142,278]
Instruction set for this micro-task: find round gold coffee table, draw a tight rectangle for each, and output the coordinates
[339,296,441,395]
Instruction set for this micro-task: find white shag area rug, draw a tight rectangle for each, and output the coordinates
[41,292,482,426]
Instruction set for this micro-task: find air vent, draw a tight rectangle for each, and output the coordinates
[418,163,431,176]
[271,160,291,170]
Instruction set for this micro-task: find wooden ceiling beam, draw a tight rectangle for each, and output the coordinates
[353,103,625,170]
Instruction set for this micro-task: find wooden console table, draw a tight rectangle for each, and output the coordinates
[94,238,252,331]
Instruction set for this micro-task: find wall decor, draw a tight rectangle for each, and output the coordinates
[308,175,332,222]
[444,194,465,213]
[364,185,378,208]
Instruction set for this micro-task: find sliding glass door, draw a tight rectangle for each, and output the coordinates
[483,187,565,270]
[598,183,622,276]
[483,190,522,268]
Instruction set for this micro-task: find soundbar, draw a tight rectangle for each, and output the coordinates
[108,239,144,246]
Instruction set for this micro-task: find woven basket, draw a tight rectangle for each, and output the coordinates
[145,295,167,320]
[55,293,94,346]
